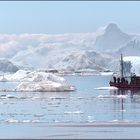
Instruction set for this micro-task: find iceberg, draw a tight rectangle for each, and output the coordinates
[0,70,75,92]
[21,71,65,83]
[0,70,65,83]
[15,81,75,92]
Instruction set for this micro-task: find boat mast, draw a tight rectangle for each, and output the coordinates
[121,54,124,78]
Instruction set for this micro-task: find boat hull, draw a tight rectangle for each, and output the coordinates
[110,81,140,89]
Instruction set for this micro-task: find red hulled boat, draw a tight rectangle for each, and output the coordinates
[110,54,140,89]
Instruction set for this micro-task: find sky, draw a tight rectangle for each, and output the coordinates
[0,1,140,34]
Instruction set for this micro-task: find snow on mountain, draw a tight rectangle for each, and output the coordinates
[11,23,134,72]
[51,50,108,71]
[116,37,140,56]
[12,47,112,71]
[0,59,19,73]
[0,23,139,72]
[94,23,133,52]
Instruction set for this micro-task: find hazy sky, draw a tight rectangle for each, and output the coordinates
[0,1,140,34]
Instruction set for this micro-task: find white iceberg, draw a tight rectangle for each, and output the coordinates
[21,71,65,83]
[1,70,29,82]
[15,81,75,92]
[0,70,75,92]
[0,70,65,83]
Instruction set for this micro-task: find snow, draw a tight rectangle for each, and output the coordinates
[116,37,140,56]
[0,23,139,72]
[94,23,132,52]
[0,59,19,73]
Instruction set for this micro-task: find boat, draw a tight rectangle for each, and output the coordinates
[110,54,140,89]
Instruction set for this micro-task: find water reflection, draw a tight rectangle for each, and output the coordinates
[110,89,140,121]
[110,89,140,99]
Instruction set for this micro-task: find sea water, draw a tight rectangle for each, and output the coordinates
[0,75,140,138]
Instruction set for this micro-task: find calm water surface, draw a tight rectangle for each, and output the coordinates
[0,75,140,138]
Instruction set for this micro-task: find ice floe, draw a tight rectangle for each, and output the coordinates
[0,94,17,99]
[88,116,96,122]
[31,120,40,123]
[64,111,84,114]
[97,95,127,99]
[95,86,118,90]
[22,120,31,123]
[100,72,114,76]
[6,118,19,123]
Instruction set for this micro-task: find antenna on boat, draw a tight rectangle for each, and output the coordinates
[121,54,124,78]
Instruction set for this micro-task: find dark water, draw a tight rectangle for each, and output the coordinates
[0,75,140,138]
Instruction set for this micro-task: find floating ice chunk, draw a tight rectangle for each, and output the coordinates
[31,96,40,100]
[31,120,40,123]
[95,86,118,90]
[111,120,119,122]
[6,118,19,123]
[100,72,113,76]
[1,70,75,92]
[0,95,7,99]
[120,109,126,112]
[0,94,17,99]
[22,120,31,123]
[97,95,127,99]
[34,114,45,117]
[88,116,96,122]
[111,119,132,123]
[117,95,127,99]
[15,81,75,92]
[6,94,17,99]
[64,111,84,114]
[54,120,60,123]
[49,97,66,99]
